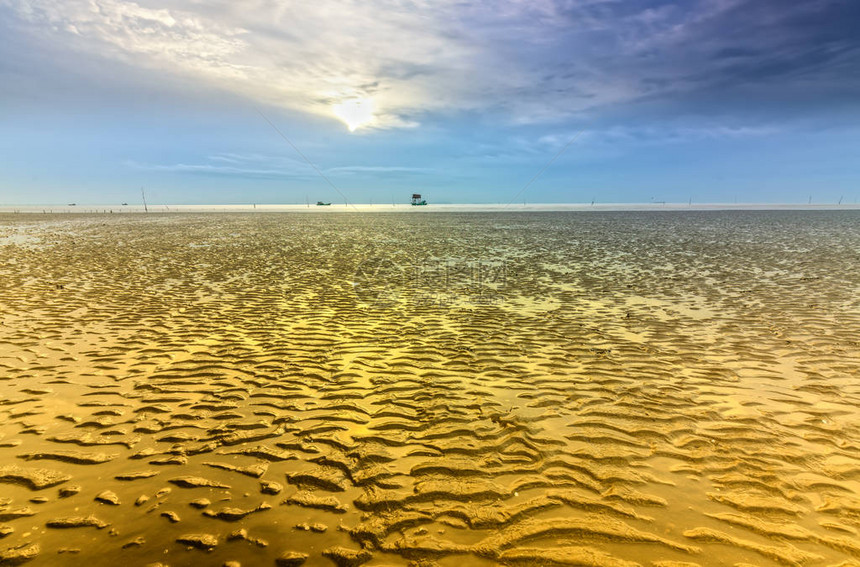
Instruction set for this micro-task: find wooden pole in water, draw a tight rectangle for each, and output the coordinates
[141,187,148,213]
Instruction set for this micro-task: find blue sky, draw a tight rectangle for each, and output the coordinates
[1,0,858,205]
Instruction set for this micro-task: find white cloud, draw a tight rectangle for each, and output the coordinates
[125,153,428,177]
[325,165,430,174]
[6,0,249,76]
[566,124,780,147]
[125,152,313,177]
[2,0,619,128]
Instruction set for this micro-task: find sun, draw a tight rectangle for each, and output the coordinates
[332,97,375,132]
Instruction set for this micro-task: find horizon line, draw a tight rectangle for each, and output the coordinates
[2,202,860,213]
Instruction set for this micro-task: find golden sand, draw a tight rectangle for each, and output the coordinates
[0,211,859,566]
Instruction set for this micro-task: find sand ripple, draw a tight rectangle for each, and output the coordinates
[1,211,859,566]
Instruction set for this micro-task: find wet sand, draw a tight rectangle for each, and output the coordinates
[0,211,859,567]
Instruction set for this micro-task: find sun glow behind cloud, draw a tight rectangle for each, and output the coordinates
[4,0,858,136]
[332,97,375,132]
[3,0,859,205]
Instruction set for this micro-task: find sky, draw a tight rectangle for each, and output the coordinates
[1,0,859,205]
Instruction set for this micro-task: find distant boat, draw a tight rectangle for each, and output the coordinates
[68,203,76,206]
[316,201,331,206]
[411,193,427,206]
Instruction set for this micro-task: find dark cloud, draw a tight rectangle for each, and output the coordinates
[712,47,761,60]
[633,0,860,112]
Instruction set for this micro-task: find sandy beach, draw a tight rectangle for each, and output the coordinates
[1,210,859,567]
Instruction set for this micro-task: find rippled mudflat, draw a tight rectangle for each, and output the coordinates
[1,211,859,567]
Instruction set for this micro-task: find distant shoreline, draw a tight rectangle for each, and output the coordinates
[1,202,859,214]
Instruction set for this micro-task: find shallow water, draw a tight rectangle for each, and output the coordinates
[1,211,859,567]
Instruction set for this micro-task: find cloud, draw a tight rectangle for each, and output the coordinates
[2,0,858,130]
[4,0,248,76]
[125,153,313,178]
[614,0,860,110]
[1,0,483,127]
[125,153,428,178]
[325,165,430,175]
[126,161,307,179]
[551,124,780,147]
